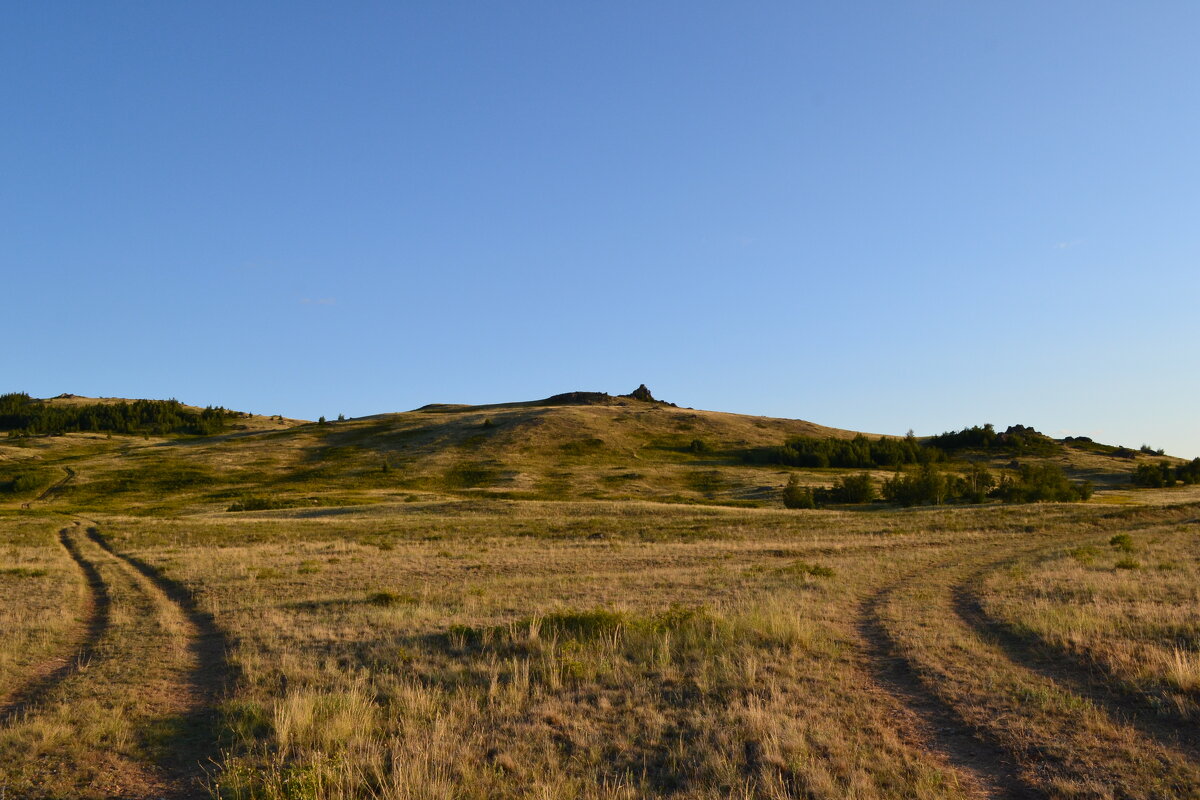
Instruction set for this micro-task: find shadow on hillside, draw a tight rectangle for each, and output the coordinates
[155,428,292,448]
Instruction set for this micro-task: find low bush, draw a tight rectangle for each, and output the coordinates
[992,464,1091,503]
[755,433,931,469]
[1109,533,1135,552]
[1133,458,1200,488]
[0,469,56,494]
[367,591,418,607]
[882,462,1087,506]
[782,475,816,509]
[783,472,875,508]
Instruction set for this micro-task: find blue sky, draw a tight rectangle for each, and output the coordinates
[3,3,1197,457]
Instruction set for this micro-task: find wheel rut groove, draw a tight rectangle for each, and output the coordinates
[85,526,233,800]
[873,540,1200,799]
[952,578,1200,759]
[0,527,111,722]
[857,561,1041,800]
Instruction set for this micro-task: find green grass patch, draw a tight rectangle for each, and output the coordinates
[779,560,835,578]
[1068,545,1100,564]
[560,438,605,456]
[685,470,725,494]
[0,566,49,578]
[443,462,502,489]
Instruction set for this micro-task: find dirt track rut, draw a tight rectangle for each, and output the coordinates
[855,545,1038,799]
[862,536,1200,799]
[0,523,229,800]
[0,527,110,722]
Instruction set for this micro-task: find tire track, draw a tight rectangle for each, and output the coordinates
[0,528,175,799]
[869,540,1200,799]
[952,576,1200,758]
[85,526,232,800]
[0,526,110,722]
[856,547,1039,800]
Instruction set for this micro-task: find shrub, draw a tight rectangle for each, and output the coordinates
[755,432,931,469]
[783,472,877,508]
[992,463,1090,502]
[830,472,876,504]
[946,463,996,503]
[1109,533,1135,552]
[1133,461,1174,488]
[882,463,948,506]
[782,475,816,509]
[540,608,630,639]
[927,423,1059,455]
[1068,546,1099,564]
[367,591,416,607]
[0,469,55,494]
[1115,557,1141,570]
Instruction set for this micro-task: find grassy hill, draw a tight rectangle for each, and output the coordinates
[0,388,1184,515]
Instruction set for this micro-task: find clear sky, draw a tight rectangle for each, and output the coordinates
[3,3,1197,457]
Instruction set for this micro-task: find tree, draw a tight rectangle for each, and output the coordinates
[832,472,876,503]
[1177,458,1200,485]
[961,463,995,503]
[882,463,947,506]
[1132,461,1173,488]
[995,463,1089,502]
[782,475,816,509]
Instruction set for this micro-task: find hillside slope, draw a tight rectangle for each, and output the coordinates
[0,390,1183,515]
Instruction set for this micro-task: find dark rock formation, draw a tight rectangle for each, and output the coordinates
[626,384,656,402]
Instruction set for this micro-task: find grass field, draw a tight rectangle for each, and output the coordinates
[1,396,1197,798]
